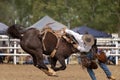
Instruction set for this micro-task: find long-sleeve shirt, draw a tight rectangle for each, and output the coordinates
[65,29,91,52]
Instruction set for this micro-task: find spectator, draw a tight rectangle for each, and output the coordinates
[105,49,116,65]
[0,41,8,63]
[43,55,49,64]
[24,56,33,64]
[0,50,4,63]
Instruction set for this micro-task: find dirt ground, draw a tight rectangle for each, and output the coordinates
[0,64,120,80]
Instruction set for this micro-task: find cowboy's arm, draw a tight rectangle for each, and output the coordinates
[77,45,91,52]
[65,29,92,52]
[65,29,80,37]
[65,29,82,42]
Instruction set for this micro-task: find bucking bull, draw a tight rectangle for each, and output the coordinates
[7,24,99,76]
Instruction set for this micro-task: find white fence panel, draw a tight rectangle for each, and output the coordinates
[97,38,120,65]
[0,35,29,64]
[0,35,120,65]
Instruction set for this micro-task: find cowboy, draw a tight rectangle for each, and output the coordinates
[64,28,94,52]
[86,46,116,80]
[64,29,116,80]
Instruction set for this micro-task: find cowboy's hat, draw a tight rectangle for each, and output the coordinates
[82,34,94,46]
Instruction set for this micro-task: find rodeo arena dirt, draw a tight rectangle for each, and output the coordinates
[0,63,120,80]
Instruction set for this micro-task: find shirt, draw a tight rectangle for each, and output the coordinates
[65,29,91,52]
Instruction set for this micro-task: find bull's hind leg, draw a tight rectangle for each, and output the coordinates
[34,51,56,76]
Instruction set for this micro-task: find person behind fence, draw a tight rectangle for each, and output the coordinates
[64,28,94,52]
[105,49,116,65]
[86,43,116,80]
[0,50,4,63]
[0,41,8,63]
[24,56,33,64]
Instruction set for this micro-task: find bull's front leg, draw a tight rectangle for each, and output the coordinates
[33,52,57,76]
[49,57,58,71]
[51,57,66,71]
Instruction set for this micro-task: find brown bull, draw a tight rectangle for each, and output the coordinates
[7,24,97,76]
[7,24,79,76]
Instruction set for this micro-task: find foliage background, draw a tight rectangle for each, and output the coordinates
[0,0,120,35]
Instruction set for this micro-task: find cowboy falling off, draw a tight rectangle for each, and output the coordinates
[63,28,115,80]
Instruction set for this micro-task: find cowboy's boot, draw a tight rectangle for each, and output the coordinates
[108,76,116,80]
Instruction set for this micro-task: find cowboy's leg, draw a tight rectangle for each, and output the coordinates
[98,62,112,78]
[87,68,97,80]
[99,62,116,79]
[86,52,97,80]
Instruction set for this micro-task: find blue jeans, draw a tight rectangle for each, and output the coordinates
[108,56,116,64]
[86,52,112,80]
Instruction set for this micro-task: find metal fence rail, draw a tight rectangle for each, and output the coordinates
[0,35,120,65]
[0,36,29,64]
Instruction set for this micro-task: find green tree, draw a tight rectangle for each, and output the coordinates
[0,0,120,34]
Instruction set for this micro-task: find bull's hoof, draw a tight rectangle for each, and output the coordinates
[48,67,58,76]
[41,68,58,77]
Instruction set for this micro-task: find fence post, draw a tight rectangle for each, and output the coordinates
[115,39,119,65]
[13,39,17,64]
